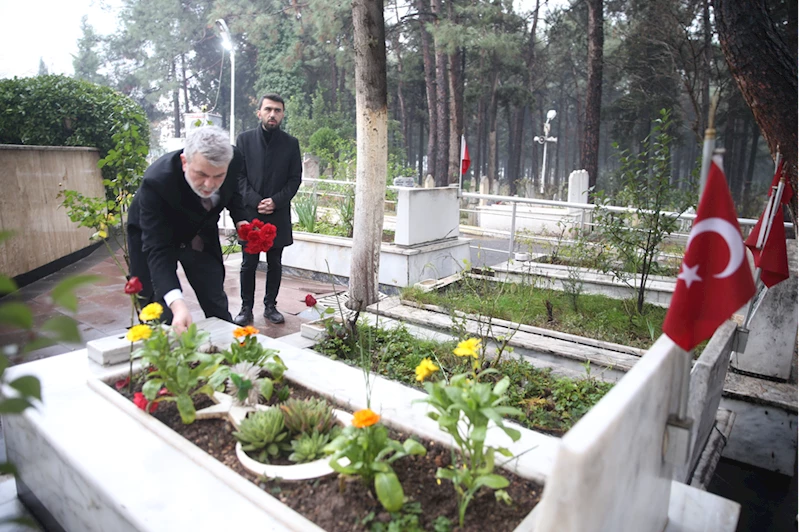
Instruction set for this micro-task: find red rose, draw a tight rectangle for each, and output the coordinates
[124,277,143,295]
[239,219,277,254]
[305,294,317,307]
[133,392,158,413]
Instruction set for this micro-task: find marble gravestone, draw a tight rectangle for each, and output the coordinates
[674,320,737,484]
[533,334,740,532]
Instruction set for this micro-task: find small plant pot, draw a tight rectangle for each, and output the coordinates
[414,278,439,292]
[300,315,344,341]
[235,409,353,480]
[514,252,531,262]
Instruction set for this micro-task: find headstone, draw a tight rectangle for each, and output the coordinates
[498,181,510,197]
[567,170,589,205]
[479,176,490,207]
[423,174,435,189]
[674,320,737,483]
[302,154,320,181]
[394,187,459,246]
[393,176,416,188]
[534,335,684,532]
[731,240,798,380]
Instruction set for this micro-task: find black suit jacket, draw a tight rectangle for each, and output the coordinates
[236,127,302,248]
[127,148,247,300]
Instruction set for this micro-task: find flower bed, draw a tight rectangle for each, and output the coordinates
[110,374,541,531]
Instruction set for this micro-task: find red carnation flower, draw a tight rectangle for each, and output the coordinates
[124,277,143,295]
[305,294,317,307]
[133,392,158,413]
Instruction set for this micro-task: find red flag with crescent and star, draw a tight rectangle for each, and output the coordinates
[744,159,793,288]
[663,155,755,351]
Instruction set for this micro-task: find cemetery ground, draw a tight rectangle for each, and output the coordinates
[0,233,795,531]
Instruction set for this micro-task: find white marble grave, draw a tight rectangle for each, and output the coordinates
[674,320,737,484]
[532,334,740,532]
[732,240,797,380]
[394,186,460,246]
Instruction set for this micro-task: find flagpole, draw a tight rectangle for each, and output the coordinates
[676,95,720,421]
[698,94,719,196]
[743,152,785,328]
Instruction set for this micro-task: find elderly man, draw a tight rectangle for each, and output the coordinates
[127,126,247,333]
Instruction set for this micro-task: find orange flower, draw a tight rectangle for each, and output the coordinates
[233,325,259,339]
[352,408,380,428]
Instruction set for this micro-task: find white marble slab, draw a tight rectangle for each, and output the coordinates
[533,335,684,532]
[732,240,797,380]
[674,320,737,483]
[394,187,460,246]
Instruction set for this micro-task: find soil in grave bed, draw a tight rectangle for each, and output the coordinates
[115,380,542,531]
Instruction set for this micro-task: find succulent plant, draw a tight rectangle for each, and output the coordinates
[288,430,332,463]
[280,397,337,437]
[232,408,289,462]
[226,362,261,406]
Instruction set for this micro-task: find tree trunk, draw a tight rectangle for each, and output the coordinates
[714,0,798,209]
[391,30,411,165]
[487,67,499,194]
[580,0,603,195]
[171,60,181,138]
[181,53,189,113]
[742,119,760,213]
[447,45,463,183]
[349,0,388,311]
[432,0,449,186]
[417,0,437,179]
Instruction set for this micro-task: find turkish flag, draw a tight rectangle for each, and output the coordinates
[744,160,792,288]
[663,156,755,351]
[460,135,471,175]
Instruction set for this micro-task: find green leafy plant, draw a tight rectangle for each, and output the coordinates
[288,430,332,463]
[325,408,426,513]
[337,185,356,237]
[293,188,319,233]
[280,397,337,437]
[225,326,286,378]
[592,108,695,314]
[233,408,291,463]
[135,323,224,424]
[226,362,262,406]
[415,338,523,527]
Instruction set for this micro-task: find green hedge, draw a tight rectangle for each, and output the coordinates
[0,75,146,154]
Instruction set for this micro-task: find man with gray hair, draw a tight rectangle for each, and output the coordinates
[128,126,248,333]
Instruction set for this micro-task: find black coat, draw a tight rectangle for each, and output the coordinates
[127,148,247,299]
[235,126,302,248]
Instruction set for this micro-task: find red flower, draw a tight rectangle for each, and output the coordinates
[133,392,158,413]
[157,388,171,397]
[238,219,277,254]
[305,294,317,307]
[114,376,130,391]
[124,277,143,295]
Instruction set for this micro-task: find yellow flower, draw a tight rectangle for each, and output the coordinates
[454,338,481,358]
[126,324,152,342]
[415,358,439,382]
[233,325,259,338]
[139,303,163,322]
[352,408,380,428]
[97,230,108,239]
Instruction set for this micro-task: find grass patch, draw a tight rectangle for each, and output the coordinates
[314,323,612,435]
[401,279,668,350]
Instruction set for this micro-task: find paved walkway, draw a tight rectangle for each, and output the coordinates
[0,241,342,366]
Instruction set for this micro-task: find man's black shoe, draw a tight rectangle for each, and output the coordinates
[264,304,284,324]
[233,307,254,326]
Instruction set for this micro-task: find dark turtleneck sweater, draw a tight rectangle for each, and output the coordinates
[261,126,274,145]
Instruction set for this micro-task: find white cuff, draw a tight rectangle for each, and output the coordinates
[163,289,184,307]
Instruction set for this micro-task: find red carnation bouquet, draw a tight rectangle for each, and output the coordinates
[237,219,277,254]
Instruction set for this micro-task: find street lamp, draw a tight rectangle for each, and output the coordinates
[533,109,558,195]
[216,19,235,144]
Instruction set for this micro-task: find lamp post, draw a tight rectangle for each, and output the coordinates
[533,109,558,195]
[216,19,235,145]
